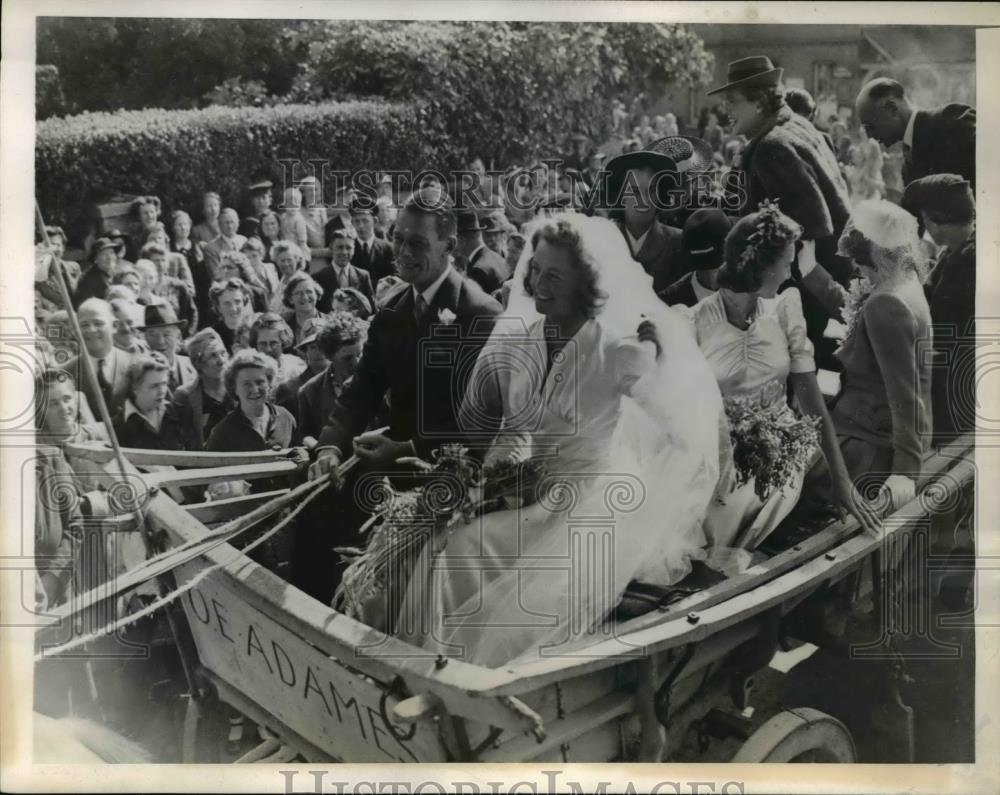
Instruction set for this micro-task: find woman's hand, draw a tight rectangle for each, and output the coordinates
[636,319,662,360]
[878,474,917,514]
[833,474,882,536]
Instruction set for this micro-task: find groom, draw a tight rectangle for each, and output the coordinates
[302,188,503,602]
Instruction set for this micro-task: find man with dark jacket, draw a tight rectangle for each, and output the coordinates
[856,78,976,188]
[349,200,396,285]
[302,190,503,605]
[707,56,855,368]
[902,174,976,443]
[454,210,509,295]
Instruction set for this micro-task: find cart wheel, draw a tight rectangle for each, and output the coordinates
[731,708,856,763]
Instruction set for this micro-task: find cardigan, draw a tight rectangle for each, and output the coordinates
[831,283,932,476]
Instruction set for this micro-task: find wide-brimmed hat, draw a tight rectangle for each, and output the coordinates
[602,138,681,211]
[248,178,273,193]
[138,301,187,332]
[682,208,733,270]
[707,56,784,96]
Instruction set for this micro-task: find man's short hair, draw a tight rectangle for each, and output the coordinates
[399,188,457,240]
[865,78,906,104]
[77,297,114,320]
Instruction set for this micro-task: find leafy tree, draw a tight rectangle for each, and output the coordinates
[288,21,713,166]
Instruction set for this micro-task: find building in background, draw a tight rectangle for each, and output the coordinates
[690,24,976,130]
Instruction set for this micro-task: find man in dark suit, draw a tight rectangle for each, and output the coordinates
[602,140,686,293]
[61,298,139,418]
[708,55,855,370]
[902,174,976,443]
[314,227,375,313]
[856,77,976,188]
[349,200,396,285]
[658,208,732,308]
[303,189,503,603]
[454,210,509,295]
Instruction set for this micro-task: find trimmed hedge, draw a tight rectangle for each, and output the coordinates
[35,101,429,230]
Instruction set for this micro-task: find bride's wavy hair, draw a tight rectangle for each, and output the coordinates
[718,200,802,293]
[522,216,609,318]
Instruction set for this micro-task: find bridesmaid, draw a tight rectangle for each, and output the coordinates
[689,201,879,550]
[827,199,933,512]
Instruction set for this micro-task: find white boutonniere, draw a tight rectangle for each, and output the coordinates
[437,308,457,325]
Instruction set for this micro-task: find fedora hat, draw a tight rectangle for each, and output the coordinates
[456,209,487,234]
[93,237,117,254]
[707,56,784,96]
[248,178,273,193]
[138,301,187,332]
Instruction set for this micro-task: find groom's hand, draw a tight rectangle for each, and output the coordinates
[353,429,413,468]
[309,447,344,489]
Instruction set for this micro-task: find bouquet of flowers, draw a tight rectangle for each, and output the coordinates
[835,275,874,355]
[724,396,821,502]
[333,444,546,622]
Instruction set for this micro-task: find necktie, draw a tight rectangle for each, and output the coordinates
[414,294,428,325]
[338,267,348,288]
[361,242,369,262]
[96,358,111,402]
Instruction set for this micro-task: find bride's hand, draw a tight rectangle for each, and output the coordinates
[636,319,662,360]
[834,475,882,536]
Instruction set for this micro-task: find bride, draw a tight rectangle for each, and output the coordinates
[391,212,729,668]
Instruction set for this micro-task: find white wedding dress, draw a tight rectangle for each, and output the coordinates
[394,214,729,668]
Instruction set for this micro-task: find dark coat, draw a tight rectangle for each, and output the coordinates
[314,264,374,313]
[740,106,851,242]
[657,272,701,308]
[171,240,213,329]
[296,365,345,442]
[204,403,297,452]
[171,378,236,450]
[926,236,976,440]
[615,220,686,294]
[317,267,503,459]
[739,106,855,363]
[466,246,509,296]
[905,104,976,188]
[204,403,299,494]
[112,400,190,451]
[73,265,113,308]
[351,237,396,285]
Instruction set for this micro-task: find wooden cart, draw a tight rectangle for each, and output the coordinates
[36,435,975,764]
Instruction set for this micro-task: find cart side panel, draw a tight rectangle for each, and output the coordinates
[175,560,448,763]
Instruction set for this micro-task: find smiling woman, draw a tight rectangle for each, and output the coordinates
[204,349,300,494]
